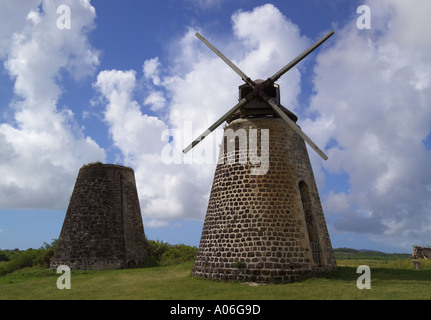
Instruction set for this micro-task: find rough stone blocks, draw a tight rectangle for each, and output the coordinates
[51,163,147,270]
[192,118,337,283]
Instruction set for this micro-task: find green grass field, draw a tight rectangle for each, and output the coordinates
[1,258,431,300]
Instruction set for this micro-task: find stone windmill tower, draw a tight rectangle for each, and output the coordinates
[51,163,147,270]
[185,31,337,283]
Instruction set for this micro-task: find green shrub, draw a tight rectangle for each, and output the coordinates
[0,250,36,276]
[0,252,9,262]
[160,244,198,266]
[8,250,38,269]
[0,240,57,276]
[144,239,197,267]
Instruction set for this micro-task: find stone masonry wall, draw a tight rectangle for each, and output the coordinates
[51,163,147,270]
[192,118,336,283]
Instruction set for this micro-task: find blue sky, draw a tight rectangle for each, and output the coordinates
[1,0,430,253]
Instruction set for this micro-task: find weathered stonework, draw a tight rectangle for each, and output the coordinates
[412,246,431,260]
[51,163,147,270]
[192,118,337,283]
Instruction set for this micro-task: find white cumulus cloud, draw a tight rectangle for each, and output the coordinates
[0,0,105,210]
[306,0,431,249]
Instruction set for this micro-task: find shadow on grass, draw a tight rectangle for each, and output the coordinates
[316,266,431,282]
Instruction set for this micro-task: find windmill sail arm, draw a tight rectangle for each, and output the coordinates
[265,99,328,160]
[182,98,248,154]
[270,30,334,83]
[195,33,254,87]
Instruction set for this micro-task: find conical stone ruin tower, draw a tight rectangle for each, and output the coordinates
[185,31,337,283]
[51,163,148,270]
[192,113,337,283]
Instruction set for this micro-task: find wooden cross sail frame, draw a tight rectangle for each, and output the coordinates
[183,30,334,161]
